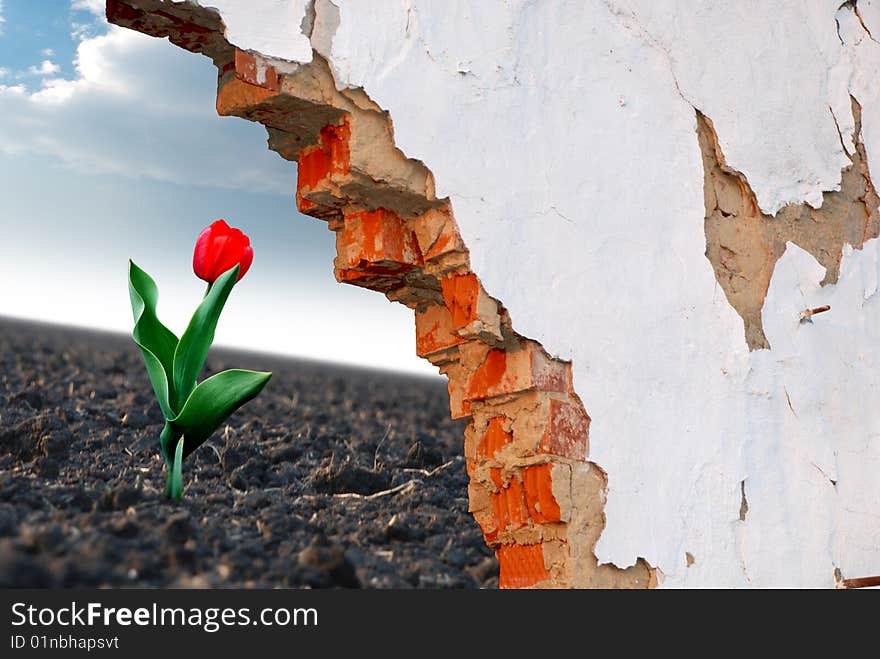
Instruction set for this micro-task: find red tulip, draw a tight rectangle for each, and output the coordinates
[192,219,254,284]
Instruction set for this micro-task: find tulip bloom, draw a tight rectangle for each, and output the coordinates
[193,219,254,283]
[129,219,270,501]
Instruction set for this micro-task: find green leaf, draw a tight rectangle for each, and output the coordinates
[159,421,180,469]
[171,265,239,411]
[128,260,179,418]
[170,437,185,501]
[169,368,271,460]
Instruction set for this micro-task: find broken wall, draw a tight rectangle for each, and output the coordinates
[110,0,880,587]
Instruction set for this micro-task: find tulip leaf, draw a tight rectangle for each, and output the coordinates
[170,437,185,501]
[128,260,179,419]
[169,368,272,460]
[159,421,180,470]
[171,265,239,411]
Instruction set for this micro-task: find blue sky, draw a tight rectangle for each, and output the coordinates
[0,0,434,375]
[0,1,100,84]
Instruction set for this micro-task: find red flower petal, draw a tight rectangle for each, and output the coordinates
[191,219,254,284]
[237,246,254,281]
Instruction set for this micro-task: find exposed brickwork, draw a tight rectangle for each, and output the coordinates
[415,303,465,362]
[496,543,550,589]
[334,208,423,291]
[108,1,656,589]
[298,121,354,211]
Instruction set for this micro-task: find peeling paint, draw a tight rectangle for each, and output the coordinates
[700,99,879,349]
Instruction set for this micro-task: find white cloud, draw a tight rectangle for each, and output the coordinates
[71,0,108,42]
[0,67,8,78]
[28,60,61,76]
[0,25,292,194]
[41,48,54,57]
[71,0,105,15]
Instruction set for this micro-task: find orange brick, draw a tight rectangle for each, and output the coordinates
[297,120,351,193]
[539,398,590,460]
[447,380,472,420]
[439,362,472,420]
[465,457,477,478]
[466,343,568,402]
[339,209,421,266]
[441,273,480,329]
[474,512,499,545]
[334,208,423,291]
[489,469,529,531]
[216,76,278,117]
[295,191,341,221]
[424,223,462,261]
[412,205,465,263]
[522,464,563,523]
[415,304,465,359]
[477,417,512,459]
[232,48,279,91]
[467,349,506,400]
[497,543,550,589]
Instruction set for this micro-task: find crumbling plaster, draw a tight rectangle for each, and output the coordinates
[137,0,878,587]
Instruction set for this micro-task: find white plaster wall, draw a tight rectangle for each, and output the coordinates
[202,0,313,62]
[187,0,880,587]
[606,0,853,215]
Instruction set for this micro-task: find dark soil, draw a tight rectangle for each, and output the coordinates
[0,317,497,588]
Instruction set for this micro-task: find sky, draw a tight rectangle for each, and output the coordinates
[0,0,435,376]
